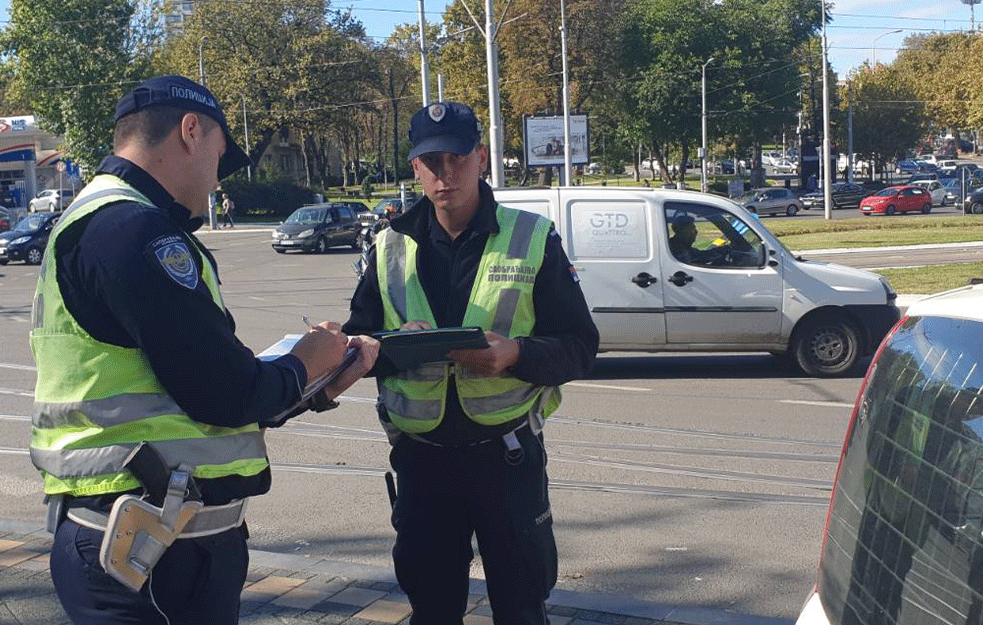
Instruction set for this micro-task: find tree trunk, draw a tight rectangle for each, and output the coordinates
[750,143,766,188]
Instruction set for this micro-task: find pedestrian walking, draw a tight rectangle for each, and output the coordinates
[29,75,379,625]
[343,101,599,624]
[221,192,235,228]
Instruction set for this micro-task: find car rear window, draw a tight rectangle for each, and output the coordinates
[819,316,983,625]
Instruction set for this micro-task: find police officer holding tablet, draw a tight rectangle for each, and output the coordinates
[343,101,598,624]
[30,75,379,624]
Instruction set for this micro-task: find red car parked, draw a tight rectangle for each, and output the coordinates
[859,185,933,216]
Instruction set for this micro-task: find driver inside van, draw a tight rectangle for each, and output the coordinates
[668,214,707,265]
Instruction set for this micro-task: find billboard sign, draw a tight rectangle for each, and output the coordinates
[524,115,589,166]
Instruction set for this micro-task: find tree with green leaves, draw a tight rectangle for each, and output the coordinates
[2,0,163,173]
[160,1,375,186]
[840,63,928,174]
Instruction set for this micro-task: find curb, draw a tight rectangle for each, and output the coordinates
[0,519,792,625]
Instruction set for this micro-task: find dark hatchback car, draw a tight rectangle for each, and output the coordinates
[0,212,59,265]
[271,203,361,254]
[796,284,983,625]
[801,182,869,210]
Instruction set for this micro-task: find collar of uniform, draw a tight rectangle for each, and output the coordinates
[392,179,500,242]
[95,155,204,232]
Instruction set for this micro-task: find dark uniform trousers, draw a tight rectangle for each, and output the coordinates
[50,517,249,625]
[390,424,558,625]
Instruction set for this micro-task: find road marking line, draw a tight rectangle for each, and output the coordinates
[9,316,27,323]
[566,382,650,392]
[778,399,853,408]
[0,388,32,397]
[0,363,36,371]
[0,415,30,422]
[248,296,267,301]
[0,447,29,456]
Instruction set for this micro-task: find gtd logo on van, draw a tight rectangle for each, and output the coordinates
[589,213,629,229]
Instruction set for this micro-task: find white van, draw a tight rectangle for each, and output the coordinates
[494,186,900,377]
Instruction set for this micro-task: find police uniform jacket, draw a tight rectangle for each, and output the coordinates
[54,156,308,507]
[343,180,599,446]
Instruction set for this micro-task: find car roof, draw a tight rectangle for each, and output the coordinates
[907,283,983,322]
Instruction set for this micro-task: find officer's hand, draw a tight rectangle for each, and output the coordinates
[290,321,348,382]
[447,331,520,376]
[324,335,381,399]
[401,320,431,331]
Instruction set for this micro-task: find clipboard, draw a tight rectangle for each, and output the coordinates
[373,327,489,370]
[257,335,359,426]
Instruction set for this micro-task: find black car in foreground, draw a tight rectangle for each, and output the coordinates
[0,212,59,265]
[271,203,361,253]
[800,182,868,210]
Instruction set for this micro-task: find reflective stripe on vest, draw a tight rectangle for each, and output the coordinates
[29,175,268,496]
[376,204,561,433]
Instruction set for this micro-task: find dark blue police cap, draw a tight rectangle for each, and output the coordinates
[408,101,481,161]
[115,75,251,180]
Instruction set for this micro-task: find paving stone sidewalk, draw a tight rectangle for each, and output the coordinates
[0,521,791,625]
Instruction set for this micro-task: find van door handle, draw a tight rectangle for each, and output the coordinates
[668,271,694,286]
[631,272,657,288]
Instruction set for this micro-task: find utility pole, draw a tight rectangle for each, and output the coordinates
[390,69,399,184]
[847,83,853,183]
[485,0,504,187]
[821,1,832,220]
[701,57,714,193]
[418,0,431,106]
[560,0,573,187]
[198,35,217,230]
[438,74,445,101]
[243,97,252,182]
[198,36,208,86]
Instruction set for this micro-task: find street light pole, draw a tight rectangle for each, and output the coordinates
[560,0,572,187]
[871,29,902,66]
[484,0,504,188]
[701,57,714,194]
[821,1,832,220]
[418,0,431,106]
[198,35,217,229]
[198,36,208,86]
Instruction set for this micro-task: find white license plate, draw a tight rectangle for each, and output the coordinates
[0,248,5,255]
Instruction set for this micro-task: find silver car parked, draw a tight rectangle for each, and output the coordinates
[738,187,802,217]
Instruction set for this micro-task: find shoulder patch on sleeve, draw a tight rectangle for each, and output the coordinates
[147,234,199,290]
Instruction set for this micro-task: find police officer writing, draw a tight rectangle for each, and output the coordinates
[29,75,379,625]
[343,101,599,624]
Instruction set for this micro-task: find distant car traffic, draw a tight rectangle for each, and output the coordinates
[0,208,10,234]
[0,211,60,265]
[895,159,936,175]
[28,188,75,213]
[358,196,418,227]
[737,187,801,217]
[794,283,983,625]
[800,182,868,210]
[772,158,797,174]
[909,179,949,206]
[271,203,361,254]
[859,185,933,216]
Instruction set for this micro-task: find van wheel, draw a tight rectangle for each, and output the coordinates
[786,204,798,216]
[315,237,327,254]
[972,202,983,215]
[793,315,860,377]
[26,247,43,265]
[885,205,896,216]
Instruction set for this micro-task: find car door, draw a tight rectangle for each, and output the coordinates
[661,201,783,344]
[561,192,667,346]
[338,207,358,244]
[843,183,862,207]
[899,188,919,212]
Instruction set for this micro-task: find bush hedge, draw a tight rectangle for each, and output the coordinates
[220,179,316,219]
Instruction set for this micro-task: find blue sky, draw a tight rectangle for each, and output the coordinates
[0,0,976,77]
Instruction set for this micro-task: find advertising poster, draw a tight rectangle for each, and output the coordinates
[524,115,589,166]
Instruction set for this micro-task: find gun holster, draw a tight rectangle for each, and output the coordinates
[98,444,202,592]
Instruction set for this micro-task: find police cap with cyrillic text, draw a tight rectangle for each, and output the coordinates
[115,75,251,180]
